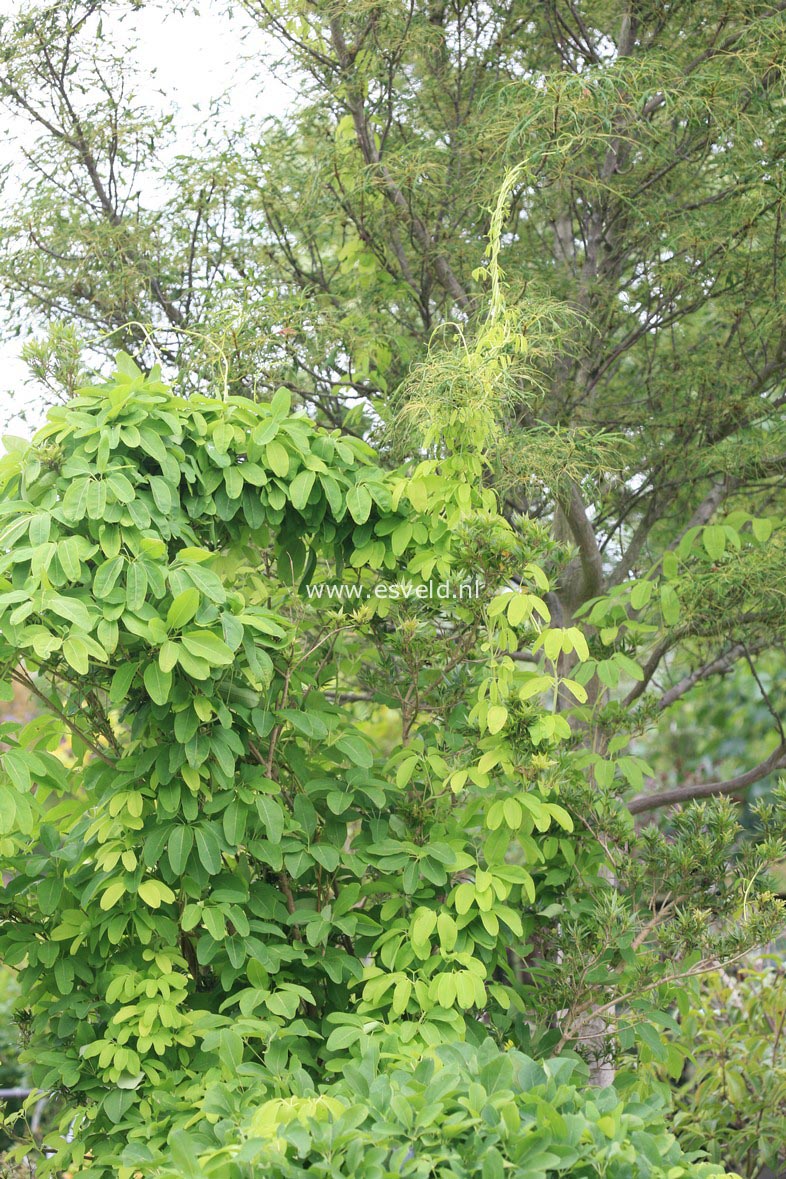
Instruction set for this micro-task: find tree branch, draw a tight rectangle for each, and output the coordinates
[656,643,749,711]
[557,478,604,607]
[328,15,471,313]
[629,742,786,815]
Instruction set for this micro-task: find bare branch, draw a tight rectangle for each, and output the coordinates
[327,14,471,314]
[629,742,786,815]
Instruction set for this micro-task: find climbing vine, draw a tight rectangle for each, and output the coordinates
[0,357,779,1175]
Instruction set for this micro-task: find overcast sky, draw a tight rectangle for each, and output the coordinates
[0,0,292,436]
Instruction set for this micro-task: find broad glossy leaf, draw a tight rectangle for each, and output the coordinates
[144,662,172,706]
[167,588,200,630]
[181,630,234,666]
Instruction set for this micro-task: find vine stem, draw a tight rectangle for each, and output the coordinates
[12,666,114,766]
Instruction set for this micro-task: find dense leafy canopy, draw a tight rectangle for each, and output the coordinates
[2,0,786,802]
[0,359,769,1173]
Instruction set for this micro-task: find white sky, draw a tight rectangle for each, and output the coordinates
[0,0,293,436]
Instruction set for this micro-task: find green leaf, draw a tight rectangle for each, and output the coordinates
[0,789,16,834]
[311,843,340,872]
[3,751,30,791]
[752,516,774,542]
[107,471,136,503]
[566,627,590,662]
[176,648,211,680]
[454,882,475,914]
[390,521,412,555]
[181,630,234,667]
[223,801,247,845]
[138,879,175,909]
[630,580,653,610]
[335,733,373,768]
[396,755,419,788]
[57,537,82,581]
[278,708,328,739]
[635,1020,669,1061]
[520,870,536,903]
[38,876,62,915]
[195,826,223,875]
[256,796,284,844]
[144,662,172,706]
[507,593,531,627]
[270,387,292,418]
[561,678,587,703]
[253,418,279,447]
[224,466,243,500]
[437,912,458,952]
[126,562,147,612]
[660,584,680,625]
[167,588,201,630]
[167,1125,205,1175]
[411,907,437,945]
[63,635,89,675]
[702,524,727,560]
[614,652,644,681]
[49,593,91,630]
[109,661,138,704]
[266,440,290,477]
[487,705,508,734]
[346,484,372,524]
[546,803,574,832]
[179,564,226,604]
[86,479,107,519]
[289,468,316,511]
[61,478,90,521]
[100,881,126,911]
[319,472,343,517]
[150,476,173,514]
[518,674,553,701]
[167,826,194,875]
[159,640,179,673]
[93,556,125,598]
[325,1025,362,1052]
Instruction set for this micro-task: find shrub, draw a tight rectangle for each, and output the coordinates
[145,1039,732,1179]
[0,357,774,1175]
[654,962,786,1178]
[0,358,581,1172]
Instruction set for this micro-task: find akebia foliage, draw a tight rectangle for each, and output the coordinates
[0,357,773,1175]
[0,357,565,1172]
